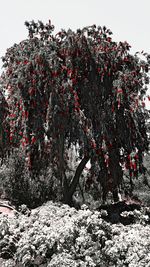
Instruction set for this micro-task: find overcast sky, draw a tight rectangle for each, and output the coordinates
[0,0,150,107]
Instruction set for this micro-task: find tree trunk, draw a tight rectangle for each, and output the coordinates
[63,155,90,205]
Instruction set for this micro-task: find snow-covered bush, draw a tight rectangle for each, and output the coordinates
[0,201,150,266]
[0,201,110,266]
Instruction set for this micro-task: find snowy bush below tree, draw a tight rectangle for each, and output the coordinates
[0,201,150,266]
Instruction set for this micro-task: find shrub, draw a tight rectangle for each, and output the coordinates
[0,149,61,208]
[0,201,150,266]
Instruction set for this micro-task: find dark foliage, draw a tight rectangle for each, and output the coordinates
[0,20,150,206]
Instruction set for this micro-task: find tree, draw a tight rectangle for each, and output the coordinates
[0,20,149,205]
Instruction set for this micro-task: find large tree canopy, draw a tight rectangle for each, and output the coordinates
[0,20,149,205]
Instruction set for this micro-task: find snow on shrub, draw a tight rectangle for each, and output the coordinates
[0,201,150,266]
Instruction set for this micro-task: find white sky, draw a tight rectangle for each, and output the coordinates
[0,0,150,107]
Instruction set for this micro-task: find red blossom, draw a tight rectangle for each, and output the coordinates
[107,37,112,42]
[32,79,36,85]
[90,140,96,149]
[117,89,123,93]
[51,71,58,77]
[31,136,36,144]
[9,134,13,141]
[72,78,77,85]
[22,110,29,118]
[9,113,16,118]
[133,162,137,170]
[111,105,114,112]
[96,148,101,155]
[28,87,36,96]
